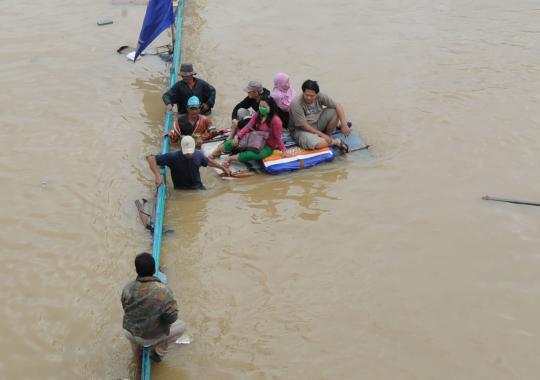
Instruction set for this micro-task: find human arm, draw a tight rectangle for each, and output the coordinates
[290,98,333,144]
[335,103,350,136]
[208,157,231,176]
[300,93,338,141]
[231,96,253,120]
[202,81,216,110]
[236,114,256,140]
[120,285,128,310]
[160,289,178,325]
[162,82,181,111]
[146,155,165,187]
[298,122,333,144]
[164,119,182,143]
[271,116,286,153]
[164,129,180,143]
[231,114,255,146]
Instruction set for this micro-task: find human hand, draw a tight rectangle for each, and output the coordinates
[155,175,164,187]
[201,103,209,112]
[341,123,351,136]
[322,133,333,145]
[221,166,231,176]
[165,104,173,113]
[232,136,239,146]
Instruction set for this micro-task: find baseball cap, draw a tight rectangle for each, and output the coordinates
[181,135,196,155]
[187,96,201,108]
[243,80,263,93]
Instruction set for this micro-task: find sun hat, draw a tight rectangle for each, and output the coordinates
[180,63,196,76]
[243,80,263,93]
[187,96,201,108]
[181,135,196,155]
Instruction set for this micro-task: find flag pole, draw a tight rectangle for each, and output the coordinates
[170,1,178,54]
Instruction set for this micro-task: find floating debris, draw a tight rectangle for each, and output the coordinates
[175,335,192,345]
[97,19,114,26]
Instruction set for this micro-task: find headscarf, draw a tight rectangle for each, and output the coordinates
[271,72,296,112]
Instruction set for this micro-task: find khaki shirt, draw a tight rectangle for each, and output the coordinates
[289,92,337,130]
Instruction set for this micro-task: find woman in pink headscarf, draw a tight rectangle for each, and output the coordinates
[270,72,296,127]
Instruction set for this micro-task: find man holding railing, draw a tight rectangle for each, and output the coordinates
[121,253,186,362]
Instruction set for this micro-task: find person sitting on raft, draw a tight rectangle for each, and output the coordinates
[162,63,216,115]
[147,136,230,190]
[289,79,350,152]
[229,80,270,138]
[211,96,287,166]
[166,96,218,147]
[270,72,296,127]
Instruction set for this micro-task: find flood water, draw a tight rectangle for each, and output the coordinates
[1,0,540,379]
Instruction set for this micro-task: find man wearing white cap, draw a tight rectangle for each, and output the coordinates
[146,136,230,190]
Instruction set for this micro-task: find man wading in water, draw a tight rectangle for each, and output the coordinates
[147,135,230,190]
[121,253,186,362]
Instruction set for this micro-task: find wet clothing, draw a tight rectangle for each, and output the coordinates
[240,114,286,152]
[223,142,272,162]
[162,78,216,114]
[155,150,208,190]
[169,114,213,144]
[124,320,186,357]
[231,88,271,120]
[289,93,338,149]
[121,276,178,340]
[224,113,284,162]
[293,108,337,150]
[289,92,337,129]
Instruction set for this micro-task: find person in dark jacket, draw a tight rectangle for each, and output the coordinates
[229,80,270,138]
[121,253,186,362]
[147,136,231,190]
[162,63,216,115]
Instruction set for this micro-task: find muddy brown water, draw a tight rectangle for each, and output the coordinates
[1,0,540,379]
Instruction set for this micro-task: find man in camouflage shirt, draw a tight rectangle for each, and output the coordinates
[121,252,186,362]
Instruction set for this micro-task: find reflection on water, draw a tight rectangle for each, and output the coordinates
[132,76,168,149]
[224,167,348,222]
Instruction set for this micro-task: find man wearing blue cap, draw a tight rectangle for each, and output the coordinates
[162,63,216,115]
[166,96,215,147]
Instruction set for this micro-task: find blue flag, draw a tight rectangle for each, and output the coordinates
[134,0,175,62]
